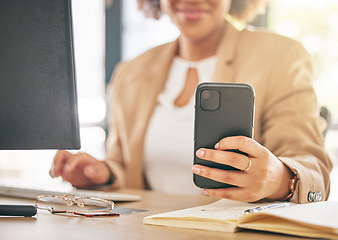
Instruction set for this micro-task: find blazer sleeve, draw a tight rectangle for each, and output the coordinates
[102,62,127,189]
[261,39,333,203]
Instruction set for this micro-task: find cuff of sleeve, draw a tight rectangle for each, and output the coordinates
[278,156,326,203]
[101,159,125,189]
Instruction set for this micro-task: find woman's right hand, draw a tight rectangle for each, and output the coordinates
[49,150,112,188]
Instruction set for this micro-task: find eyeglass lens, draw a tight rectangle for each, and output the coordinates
[36,195,113,214]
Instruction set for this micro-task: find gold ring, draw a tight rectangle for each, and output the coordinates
[244,158,252,172]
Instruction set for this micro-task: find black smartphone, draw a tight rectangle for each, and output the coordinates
[193,82,255,189]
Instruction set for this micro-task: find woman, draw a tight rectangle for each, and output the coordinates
[50,0,332,203]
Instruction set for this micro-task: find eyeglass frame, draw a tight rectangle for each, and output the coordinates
[35,194,116,217]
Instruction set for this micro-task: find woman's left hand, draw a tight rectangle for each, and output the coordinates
[192,136,292,202]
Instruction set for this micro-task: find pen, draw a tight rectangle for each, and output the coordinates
[0,204,37,217]
[244,202,292,214]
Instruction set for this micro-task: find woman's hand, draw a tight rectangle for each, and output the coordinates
[192,136,293,202]
[49,150,112,188]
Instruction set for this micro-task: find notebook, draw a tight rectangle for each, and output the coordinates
[144,198,338,239]
[0,179,141,202]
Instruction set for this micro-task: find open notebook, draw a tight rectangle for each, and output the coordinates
[0,178,141,202]
[144,198,338,239]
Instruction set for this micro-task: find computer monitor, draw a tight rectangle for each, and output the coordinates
[0,0,81,150]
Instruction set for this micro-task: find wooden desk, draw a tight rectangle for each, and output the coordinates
[0,189,302,240]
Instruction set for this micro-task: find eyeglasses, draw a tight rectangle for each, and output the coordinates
[35,194,119,217]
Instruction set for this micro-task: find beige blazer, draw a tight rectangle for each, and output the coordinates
[104,21,332,203]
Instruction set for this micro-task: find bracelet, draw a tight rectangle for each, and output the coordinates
[106,172,116,185]
[280,173,299,201]
[101,162,115,185]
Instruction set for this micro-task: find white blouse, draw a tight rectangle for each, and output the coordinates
[144,56,217,195]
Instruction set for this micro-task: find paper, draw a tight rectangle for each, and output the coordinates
[144,199,338,239]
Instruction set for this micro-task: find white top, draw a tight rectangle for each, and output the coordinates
[144,56,217,195]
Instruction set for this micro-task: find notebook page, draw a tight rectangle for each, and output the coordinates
[145,198,264,221]
[247,201,338,229]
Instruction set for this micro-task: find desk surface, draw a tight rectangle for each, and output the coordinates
[0,189,303,240]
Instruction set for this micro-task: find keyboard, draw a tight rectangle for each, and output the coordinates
[0,181,141,202]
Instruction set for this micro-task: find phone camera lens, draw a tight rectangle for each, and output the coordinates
[201,90,211,100]
[200,89,220,111]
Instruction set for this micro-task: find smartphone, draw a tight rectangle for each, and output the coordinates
[193,82,255,189]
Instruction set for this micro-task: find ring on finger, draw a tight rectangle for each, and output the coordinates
[244,157,252,172]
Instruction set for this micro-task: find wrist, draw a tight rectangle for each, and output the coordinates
[268,163,295,201]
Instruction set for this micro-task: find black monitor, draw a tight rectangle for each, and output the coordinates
[0,0,81,150]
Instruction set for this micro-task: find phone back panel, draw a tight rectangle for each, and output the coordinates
[193,83,255,189]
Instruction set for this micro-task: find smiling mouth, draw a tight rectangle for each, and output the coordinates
[177,8,208,21]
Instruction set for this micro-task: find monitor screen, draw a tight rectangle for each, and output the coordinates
[0,0,81,150]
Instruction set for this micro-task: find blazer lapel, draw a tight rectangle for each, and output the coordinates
[128,41,178,188]
[213,21,241,83]
[147,41,178,98]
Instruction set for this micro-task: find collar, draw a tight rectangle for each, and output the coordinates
[147,20,241,90]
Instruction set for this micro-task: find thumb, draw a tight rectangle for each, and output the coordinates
[83,163,110,185]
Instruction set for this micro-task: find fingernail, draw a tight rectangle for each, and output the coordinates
[215,143,219,149]
[65,164,72,172]
[86,166,94,175]
[49,169,55,178]
[196,149,205,158]
[192,166,201,174]
[202,189,208,195]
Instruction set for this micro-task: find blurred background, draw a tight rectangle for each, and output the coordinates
[0,0,337,199]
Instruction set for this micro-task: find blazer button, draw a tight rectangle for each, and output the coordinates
[308,192,314,202]
[315,192,322,201]
[307,191,322,202]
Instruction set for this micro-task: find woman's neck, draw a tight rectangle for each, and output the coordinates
[177,23,226,61]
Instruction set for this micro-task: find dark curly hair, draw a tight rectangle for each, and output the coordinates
[137,0,267,22]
